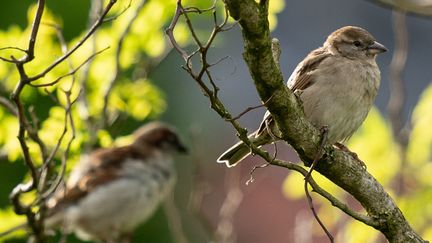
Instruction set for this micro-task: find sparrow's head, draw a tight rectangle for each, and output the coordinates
[132,122,188,154]
[325,26,387,59]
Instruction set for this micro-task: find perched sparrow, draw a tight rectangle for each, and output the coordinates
[217,26,387,167]
[45,122,187,242]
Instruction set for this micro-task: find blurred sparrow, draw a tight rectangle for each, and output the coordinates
[45,122,187,242]
[218,26,387,167]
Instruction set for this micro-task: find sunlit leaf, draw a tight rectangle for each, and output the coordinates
[348,107,400,185]
[407,84,432,165]
[269,0,285,30]
[97,129,114,148]
[0,208,27,240]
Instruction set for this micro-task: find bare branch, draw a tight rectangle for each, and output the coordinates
[20,0,45,63]
[166,0,379,232]
[26,0,118,82]
[223,0,425,241]
[245,163,269,185]
[0,46,27,52]
[214,169,243,243]
[271,159,379,227]
[2,0,117,241]
[0,55,18,63]
[363,0,432,16]
[166,1,190,62]
[304,126,333,243]
[227,95,273,121]
[388,10,412,196]
[304,181,334,243]
[39,91,78,201]
[36,22,79,201]
[103,0,132,22]
[388,10,409,145]
[0,223,27,238]
[0,47,28,63]
[168,1,426,242]
[163,194,189,243]
[0,96,17,116]
[101,0,149,126]
[76,0,102,152]
[29,47,109,88]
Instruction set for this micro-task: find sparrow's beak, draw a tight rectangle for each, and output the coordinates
[367,41,387,54]
[176,143,188,154]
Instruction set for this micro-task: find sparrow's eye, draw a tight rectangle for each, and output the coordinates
[353,41,362,47]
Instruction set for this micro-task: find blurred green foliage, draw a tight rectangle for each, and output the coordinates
[0,0,300,242]
[1,0,427,241]
[0,0,187,241]
[283,85,432,242]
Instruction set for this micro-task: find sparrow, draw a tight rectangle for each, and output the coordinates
[217,26,387,167]
[45,122,187,242]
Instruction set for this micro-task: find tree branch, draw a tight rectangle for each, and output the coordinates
[167,0,376,238]
[223,0,426,242]
[3,1,118,242]
[0,96,17,116]
[101,0,149,127]
[364,0,432,17]
[26,0,117,82]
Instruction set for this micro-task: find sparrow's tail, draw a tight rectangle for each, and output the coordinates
[217,132,271,167]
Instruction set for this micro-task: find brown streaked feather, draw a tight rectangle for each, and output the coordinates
[289,48,330,91]
[47,146,152,215]
[256,48,330,136]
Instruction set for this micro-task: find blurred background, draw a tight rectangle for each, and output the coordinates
[0,0,431,242]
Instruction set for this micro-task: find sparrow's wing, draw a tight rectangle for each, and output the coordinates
[47,147,139,214]
[288,47,330,91]
[256,48,330,136]
[256,110,273,137]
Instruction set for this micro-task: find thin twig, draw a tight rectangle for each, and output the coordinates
[303,126,333,243]
[37,23,79,201]
[271,160,379,228]
[388,10,409,145]
[26,0,118,82]
[245,163,269,185]
[165,0,378,230]
[184,0,217,14]
[103,0,132,22]
[246,118,280,186]
[7,5,48,239]
[29,47,109,87]
[40,92,78,201]
[165,1,190,62]
[388,10,410,195]
[0,46,27,52]
[305,126,329,180]
[77,0,102,152]
[170,1,426,242]
[227,94,274,121]
[0,96,17,116]
[4,0,117,241]
[214,169,243,243]
[0,47,28,63]
[0,223,27,238]
[163,194,189,243]
[102,0,149,126]
[207,55,232,67]
[21,0,45,63]
[304,181,334,243]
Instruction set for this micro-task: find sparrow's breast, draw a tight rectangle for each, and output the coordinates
[60,156,176,239]
[300,56,380,143]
